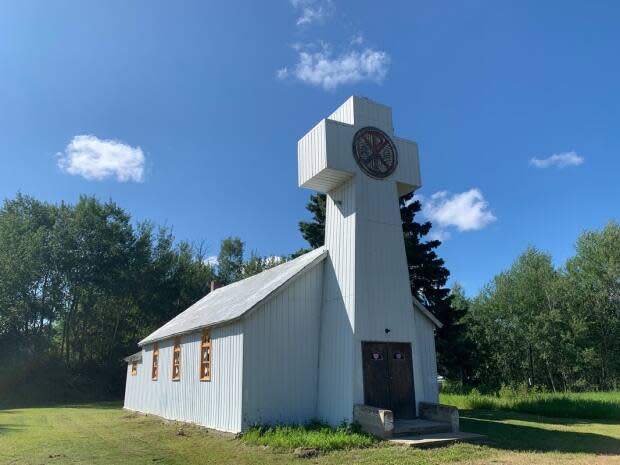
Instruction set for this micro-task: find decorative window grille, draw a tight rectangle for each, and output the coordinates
[200,329,211,382]
[151,342,159,381]
[172,337,181,381]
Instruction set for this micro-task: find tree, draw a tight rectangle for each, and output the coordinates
[467,247,575,391]
[298,192,467,379]
[299,194,326,249]
[399,193,468,379]
[242,253,283,279]
[217,237,244,285]
[565,221,620,389]
[0,194,215,403]
[446,283,479,384]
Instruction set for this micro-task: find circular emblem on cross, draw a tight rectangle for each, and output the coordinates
[352,126,398,179]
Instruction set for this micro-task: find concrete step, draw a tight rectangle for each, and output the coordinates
[392,419,452,436]
[389,431,488,448]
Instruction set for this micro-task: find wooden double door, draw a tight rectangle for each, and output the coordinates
[361,341,416,419]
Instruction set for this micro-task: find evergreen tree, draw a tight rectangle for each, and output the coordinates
[298,194,326,249]
[399,193,469,380]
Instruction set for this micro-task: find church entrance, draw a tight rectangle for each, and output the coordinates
[361,341,416,419]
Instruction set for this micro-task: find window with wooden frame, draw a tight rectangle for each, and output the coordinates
[172,336,181,381]
[200,329,212,381]
[131,360,138,376]
[151,342,159,380]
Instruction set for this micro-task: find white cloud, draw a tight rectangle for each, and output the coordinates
[205,256,219,267]
[282,45,390,91]
[291,0,332,26]
[428,229,451,242]
[57,135,145,182]
[423,189,496,232]
[530,151,584,169]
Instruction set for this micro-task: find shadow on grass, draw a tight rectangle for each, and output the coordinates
[461,410,620,455]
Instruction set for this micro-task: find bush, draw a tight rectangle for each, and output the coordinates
[0,354,122,408]
[439,379,468,395]
[241,421,376,451]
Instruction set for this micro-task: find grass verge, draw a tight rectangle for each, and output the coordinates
[441,390,620,420]
[241,421,376,451]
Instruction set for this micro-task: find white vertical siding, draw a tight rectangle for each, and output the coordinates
[317,177,356,425]
[351,178,424,412]
[298,118,353,193]
[328,96,355,124]
[242,262,323,428]
[123,323,244,433]
[298,119,328,189]
[329,96,394,133]
[394,137,421,196]
[413,310,439,403]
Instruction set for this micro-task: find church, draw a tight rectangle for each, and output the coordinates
[124,96,442,434]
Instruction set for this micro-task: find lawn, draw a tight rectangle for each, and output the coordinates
[1,402,620,465]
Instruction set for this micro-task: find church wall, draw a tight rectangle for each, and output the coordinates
[316,178,357,425]
[413,308,440,403]
[123,322,244,433]
[241,262,324,428]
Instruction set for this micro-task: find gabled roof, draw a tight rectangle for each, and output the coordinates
[139,247,328,346]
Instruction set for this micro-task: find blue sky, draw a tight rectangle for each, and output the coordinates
[1,1,619,295]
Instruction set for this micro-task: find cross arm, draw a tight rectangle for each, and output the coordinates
[298,118,422,196]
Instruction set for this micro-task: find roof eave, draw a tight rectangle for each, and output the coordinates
[412,297,443,328]
[138,248,329,346]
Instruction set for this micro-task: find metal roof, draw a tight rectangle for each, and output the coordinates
[123,351,142,363]
[139,246,328,346]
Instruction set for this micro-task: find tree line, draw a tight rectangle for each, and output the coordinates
[461,222,620,392]
[0,191,617,404]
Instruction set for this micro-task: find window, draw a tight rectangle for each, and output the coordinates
[172,337,181,381]
[200,329,211,381]
[131,360,138,376]
[151,342,159,380]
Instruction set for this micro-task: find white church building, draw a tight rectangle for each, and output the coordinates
[124,96,442,433]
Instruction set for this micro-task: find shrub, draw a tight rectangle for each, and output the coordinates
[241,421,376,451]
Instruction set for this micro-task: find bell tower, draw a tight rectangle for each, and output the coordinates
[298,96,424,424]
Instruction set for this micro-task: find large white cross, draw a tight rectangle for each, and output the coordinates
[297,96,424,424]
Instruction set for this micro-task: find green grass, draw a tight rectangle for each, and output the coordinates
[440,390,620,420]
[241,421,376,451]
[1,402,620,465]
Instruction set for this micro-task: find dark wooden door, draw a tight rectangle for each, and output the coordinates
[362,341,416,419]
